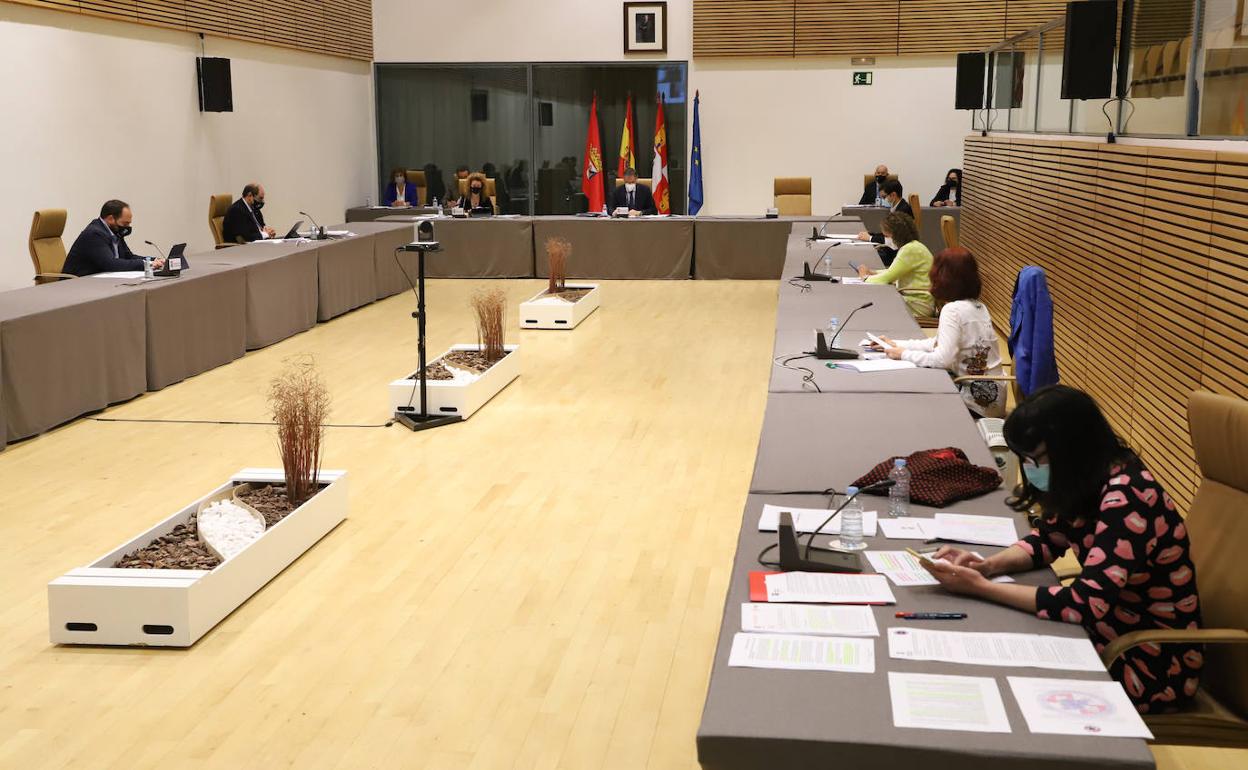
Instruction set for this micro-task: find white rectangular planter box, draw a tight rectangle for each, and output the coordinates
[48,468,348,648]
[518,283,600,330]
[389,343,520,420]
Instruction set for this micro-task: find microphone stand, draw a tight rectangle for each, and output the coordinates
[299,210,327,240]
[775,480,896,573]
[393,240,463,433]
[829,301,874,348]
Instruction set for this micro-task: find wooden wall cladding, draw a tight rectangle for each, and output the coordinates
[5,0,373,62]
[694,0,1068,57]
[961,135,1248,512]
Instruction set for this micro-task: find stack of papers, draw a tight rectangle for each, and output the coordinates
[757,504,878,536]
[889,672,1011,733]
[888,628,1105,671]
[834,359,917,373]
[728,632,875,672]
[934,513,1019,547]
[740,603,879,636]
[764,572,897,604]
[864,549,1015,586]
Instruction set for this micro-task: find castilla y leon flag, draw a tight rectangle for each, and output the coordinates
[651,93,670,214]
[582,92,606,212]
[617,92,637,177]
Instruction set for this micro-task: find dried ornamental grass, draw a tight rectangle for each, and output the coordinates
[471,287,507,363]
[269,356,330,507]
[545,236,571,294]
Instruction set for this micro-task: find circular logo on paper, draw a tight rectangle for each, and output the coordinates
[1040,689,1114,718]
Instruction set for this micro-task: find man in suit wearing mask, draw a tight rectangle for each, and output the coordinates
[856,180,913,267]
[222,183,276,244]
[610,167,657,216]
[858,164,893,206]
[63,199,163,276]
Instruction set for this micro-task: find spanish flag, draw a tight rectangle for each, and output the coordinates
[651,93,670,214]
[582,92,605,213]
[617,93,637,177]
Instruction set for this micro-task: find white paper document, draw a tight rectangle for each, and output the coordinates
[889,672,1012,733]
[87,271,144,278]
[1007,677,1152,738]
[840,277,866,285]
[764,572,897,605]
[758,504,878,536]
[740,603,879,637]
[728,632,875,673]
[878,517,939,540]
[934,513,1020,547]
[818,233,863,241]
[888,628,1106,671]
[834,359,917,373]
[865,551,941,586]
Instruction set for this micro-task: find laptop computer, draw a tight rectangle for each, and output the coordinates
[283,220,304,239]
[154,243,189,277]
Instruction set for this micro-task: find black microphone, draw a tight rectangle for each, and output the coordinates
[143,240,166,262]
[773,479,897,573]
[299,210,325,240]
[807,213,843,242]
[829,301,874,348]
[803,479,896,559]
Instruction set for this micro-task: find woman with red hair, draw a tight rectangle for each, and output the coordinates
[874,247,1006,418]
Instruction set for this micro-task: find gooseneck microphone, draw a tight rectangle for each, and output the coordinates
[803,479,895,559]
[143,240,167,261]
[829,301,874,348]
[299,210,325,240]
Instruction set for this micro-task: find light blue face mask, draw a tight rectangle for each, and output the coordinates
[1023,462,1051,491]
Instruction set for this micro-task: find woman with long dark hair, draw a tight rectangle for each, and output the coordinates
[921,385,1203,712]
[930,168,962,207]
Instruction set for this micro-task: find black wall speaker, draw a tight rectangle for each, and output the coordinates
[539,101,554,127]
[955,52,987,110]
[197,57,233,113]
[1062,1,1118,100]
[471,90,488,122]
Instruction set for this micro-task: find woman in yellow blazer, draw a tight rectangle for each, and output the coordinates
[857,212,936,319]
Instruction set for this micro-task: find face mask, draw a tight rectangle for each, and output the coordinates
[395,177,405,185]
[625,182,637,192]
[948,179,958,188]
[1023,461,1051,491]
[253,199,265,210]
[884,237,896,250]
[875,175,887,184]
[471,186,483,195]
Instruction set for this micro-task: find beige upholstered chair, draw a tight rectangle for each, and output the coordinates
[456,177,500,214]
[614,177,653,188]
[773,177,812,216]
[908,193,922,230]
[862,173,899,189]
[209,193,233,248]
[1097,390,1248,748]
[405,169,428,206]
[28,209,76,284]
[941,214,959,249]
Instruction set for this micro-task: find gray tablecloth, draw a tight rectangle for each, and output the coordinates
[133,264,247,390]
[0,279,146,443]
[842,204,959,257]
[533,217,692,279]
[379,216,534,278]
[346,221,421,300]
[696,494,1155,770]
[346,205,439,222]
[205,241,319,350]
[695,217,863,280]
[769,329,958,395]
[773,283,919,334]
[749,392,999,494]
[317,228,380,321]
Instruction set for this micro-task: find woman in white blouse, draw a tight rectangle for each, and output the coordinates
[874,248,1007,418]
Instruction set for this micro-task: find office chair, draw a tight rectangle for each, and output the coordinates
[28,209,76,284]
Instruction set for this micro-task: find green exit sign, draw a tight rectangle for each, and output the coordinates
[852,71,873,86]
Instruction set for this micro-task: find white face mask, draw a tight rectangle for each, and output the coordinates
[395,177,405,185]
[884,237,896,249]
[625,182,637,192]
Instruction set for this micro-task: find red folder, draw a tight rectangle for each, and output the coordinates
[749,571,780,602]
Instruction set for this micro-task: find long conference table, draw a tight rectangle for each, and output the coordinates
[695,230,1153,769]
[0,222,413,448]
[361,210,866,280]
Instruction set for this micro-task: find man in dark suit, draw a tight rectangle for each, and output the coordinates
[858,164,892,205]
[222,183,276,244]
[610,167,657,216]
[857,180,914,267]
[63,199,162,276]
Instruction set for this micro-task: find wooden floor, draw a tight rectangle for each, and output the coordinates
[0,279,1243,770]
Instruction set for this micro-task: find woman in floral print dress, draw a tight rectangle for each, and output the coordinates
[921,385,1203,712]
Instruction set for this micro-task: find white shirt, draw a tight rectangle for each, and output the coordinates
[895,300,1006,418]
[98,218,119,259]
[245,199,271,239]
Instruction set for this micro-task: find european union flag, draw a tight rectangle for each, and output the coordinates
[688,91,704,216]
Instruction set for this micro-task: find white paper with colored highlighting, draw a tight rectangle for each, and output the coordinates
[888,628,1105,671]
[764,572,897,605]
[728,632,875,673]
[889,672,1012,733]
[740,603,879,637]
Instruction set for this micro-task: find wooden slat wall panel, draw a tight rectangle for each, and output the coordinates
[3,0,372,61]
[1133,0,1193,46]
[900,0,1005,54]
[961,135,1245,513]
[795,0,900,56]
[693,0,795,58]
[695,0,1069,58]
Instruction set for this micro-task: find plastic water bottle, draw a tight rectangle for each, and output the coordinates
[888,459,912,517]
[143,257,154,279]
[365,194,372,207]
[834,487,867,551]
[825,316,840,346]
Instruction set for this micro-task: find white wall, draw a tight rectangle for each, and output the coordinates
[372,0,970,216]
[0,5,376,290]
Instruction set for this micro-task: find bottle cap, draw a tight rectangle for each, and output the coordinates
[894,458,906,467]
[846,486,859,495]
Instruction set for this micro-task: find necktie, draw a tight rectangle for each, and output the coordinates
[628,190,634,209]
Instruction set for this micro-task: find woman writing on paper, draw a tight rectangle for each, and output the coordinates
[856,212,935,319]
[872,248,1006,418]
[919,385,1203,712]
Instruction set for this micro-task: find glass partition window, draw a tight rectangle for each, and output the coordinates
[1199,0,1248,136]
[375,63,688,214]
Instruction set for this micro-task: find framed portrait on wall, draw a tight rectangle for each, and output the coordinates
[624,2,667,53]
